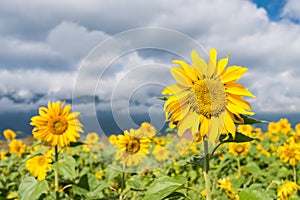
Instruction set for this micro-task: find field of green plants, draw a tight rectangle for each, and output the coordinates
[1,118,300,200]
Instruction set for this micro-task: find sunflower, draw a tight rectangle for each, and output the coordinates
[268,122,280,134]
[295,123,300,133]
[277,142,300,166]
[153,145,169,161]
[277,181,300,200]
[288,131,300,144]
[114,129,151,167]
[162,48,255,145]
[85,132,99,144]
[0,151,8,160]
[138,122,156,138]
[218,177,239,200]
[153,136,166,146]
[237,125,252,136]
[278,118,291,135]
[9,140,26,156]
[26,154,52,181]
[3,129,16,141]
[30,101,83,147]
[109,134,118,145]
[228,142,250,157]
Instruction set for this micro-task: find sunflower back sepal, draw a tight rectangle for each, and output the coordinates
[219,132,258,144]
[238,115,267,125]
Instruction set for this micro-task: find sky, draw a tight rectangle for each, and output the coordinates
[0,0,300,136]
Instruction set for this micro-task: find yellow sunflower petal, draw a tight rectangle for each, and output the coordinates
[191,50,207,77]
[170,67,193,87]
[173,60,198,81]
[222,66,248,83]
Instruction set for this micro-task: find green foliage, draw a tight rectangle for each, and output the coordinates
[53,155,76,180]
[143,176,187,200]
[219,132,257,143]
[1,119,299,199]
[18,177,48,200]
[239,115,267,125]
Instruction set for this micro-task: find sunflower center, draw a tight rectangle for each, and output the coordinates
[235,145,245,154]
[52,118,68,135]
[37,156,46,166]
[126,139,140,153]
[190,78,226,118]
[15,145,21,152]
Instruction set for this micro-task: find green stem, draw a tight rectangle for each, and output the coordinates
[184,186,203,196]
[266,180,280,192]
[203,139,211,200]
[54,145,59,200]
[210,142,223,157]
[121,164,125,193]
[237,157,241,176]
[293,165,297,183]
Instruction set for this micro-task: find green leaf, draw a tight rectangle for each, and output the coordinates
[22,148,44,162]
[164,191,187,199]
[105,166,121,182]
[243,163,262,175]
[72,185,89,196]
[143,176,187,200]
[157,96,170,101]
[74,173,107,198]
[231,175,245,189]
[16,131,23,135]
[18,177,48,200]
[187,153,217,168]
[53,155,76,180]
[239,189,272,200]
[219,132,257,143]
[277,167,292,178]
[126,175,145,191]
[239,115,267,124]
[188,170,198,181]
[69,141,85,147]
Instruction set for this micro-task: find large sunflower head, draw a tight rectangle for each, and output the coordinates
[162,48,255,145]
[114,128,151,167]
[30,101,83,147]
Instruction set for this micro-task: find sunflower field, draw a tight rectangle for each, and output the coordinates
[1,49,300,200]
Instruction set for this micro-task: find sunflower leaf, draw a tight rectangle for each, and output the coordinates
[186,154,217,168]
[143,176,187,200]
[157,96,170,101]
[22,147,44,162]
[219,132,258,143]
[18,177,49,200]
[53,155,77,180]
[239,189,272,200]
[69,141,85,147]
[239,115,267,124]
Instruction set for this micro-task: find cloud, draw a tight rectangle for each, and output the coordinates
[281,0,300,20]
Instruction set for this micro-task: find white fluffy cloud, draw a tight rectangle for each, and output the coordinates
[0,0,300,119]
[282,0,300,20]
